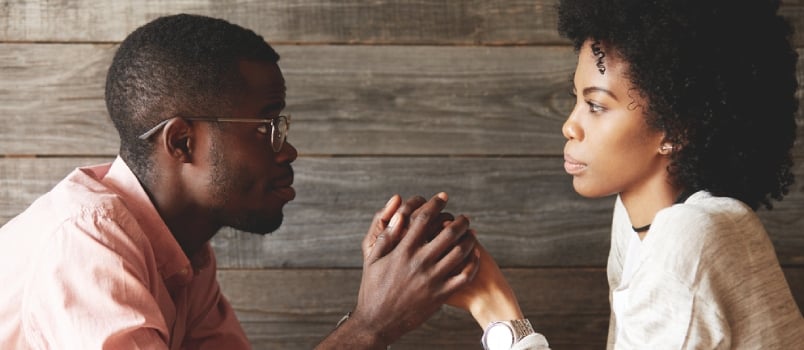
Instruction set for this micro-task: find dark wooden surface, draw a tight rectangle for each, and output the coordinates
[2,157,803,268]
[216,268,804,349]
[2,44,803,157]
[2,0,804,46]
[2,1,803,349]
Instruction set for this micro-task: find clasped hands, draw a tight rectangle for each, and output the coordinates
[352,193,524,347]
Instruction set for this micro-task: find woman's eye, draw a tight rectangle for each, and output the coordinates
[587,102,604,113]
[256,124,269,134]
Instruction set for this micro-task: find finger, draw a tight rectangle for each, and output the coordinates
[453,246,481,277]
[424,212,455,243]
[398,195,428,219]
[424,215,471,260]
[365,211,405,263]
[362,194,402,257]
[448,245,481,280]
[438,238,481,296]
[432,225,476,275]
[400,192,449,248]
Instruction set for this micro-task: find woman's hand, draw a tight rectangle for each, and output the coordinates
[446,234,524,328]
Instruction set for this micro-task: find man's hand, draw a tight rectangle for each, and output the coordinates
[361,194,457,259]
[320,193,480,349]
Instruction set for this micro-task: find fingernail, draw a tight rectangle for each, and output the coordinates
[385,195,396,208]
[436,192,448,201]
[388,213,401,228]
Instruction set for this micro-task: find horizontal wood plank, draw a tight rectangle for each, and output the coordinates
[3,1,804,47]
[219,268,610,349]
[0,44,575,156]
[2,44,804,157]
[0,0,565,44]
[2,157,802,268]
[218,267,804,349]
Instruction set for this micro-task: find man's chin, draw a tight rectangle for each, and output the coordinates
[229,214,284,235]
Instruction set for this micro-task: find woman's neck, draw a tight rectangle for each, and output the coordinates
[620,177,682,240]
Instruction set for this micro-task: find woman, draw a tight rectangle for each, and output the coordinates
[449,0,804,348]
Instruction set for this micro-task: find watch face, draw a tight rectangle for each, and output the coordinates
[485,323,514,350]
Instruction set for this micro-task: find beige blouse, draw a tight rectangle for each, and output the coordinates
[606,191,804,349]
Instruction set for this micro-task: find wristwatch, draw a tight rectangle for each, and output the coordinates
[481,319,535,350]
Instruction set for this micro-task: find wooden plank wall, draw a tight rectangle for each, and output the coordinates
[1,1,802,348]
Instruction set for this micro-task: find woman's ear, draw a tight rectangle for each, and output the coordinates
[159,118,193,163]
[658,132,686,156]
[659,143,674,155]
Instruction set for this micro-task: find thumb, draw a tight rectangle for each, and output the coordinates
[362,195,401,258]
[366,212,404,262]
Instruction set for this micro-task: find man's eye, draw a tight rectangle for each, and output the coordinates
[256,124,269,134]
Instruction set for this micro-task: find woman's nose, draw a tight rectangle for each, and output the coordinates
[562,109,583,141]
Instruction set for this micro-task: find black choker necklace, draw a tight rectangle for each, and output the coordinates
[632,223,651,232]
[631,191,694,233]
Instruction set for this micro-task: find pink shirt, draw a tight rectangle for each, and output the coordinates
[0,157,251,349]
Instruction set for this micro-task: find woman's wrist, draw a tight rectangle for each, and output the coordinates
[468,288,524,328]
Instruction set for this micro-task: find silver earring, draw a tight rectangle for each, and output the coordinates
[660,144,674,153]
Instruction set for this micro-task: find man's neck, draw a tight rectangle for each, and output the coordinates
[141,176,220,260]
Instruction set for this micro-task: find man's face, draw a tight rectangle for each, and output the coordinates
[202,60,297,234]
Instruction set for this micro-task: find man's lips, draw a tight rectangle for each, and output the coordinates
[270,170,295,201]
[271,186,296,202]
[564,154,587,175]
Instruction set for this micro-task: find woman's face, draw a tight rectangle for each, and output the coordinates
[562,39,669,199]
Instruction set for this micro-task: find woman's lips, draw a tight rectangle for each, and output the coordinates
[564,155,587,175]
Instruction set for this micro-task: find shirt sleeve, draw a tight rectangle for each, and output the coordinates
[180,248,251,349]
[511,332,551,350]
[21,213,170,349]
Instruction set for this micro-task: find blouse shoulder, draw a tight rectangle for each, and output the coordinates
[644,191,772,283]
[652,191,761,247]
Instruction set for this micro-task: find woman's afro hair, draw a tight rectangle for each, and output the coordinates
[558,0,799,210]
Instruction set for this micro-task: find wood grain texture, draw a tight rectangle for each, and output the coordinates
[2,2,803,349]
[0,0,563,45]
[2,44,804,157]
[0,44,576,156]
[2,0,804,47]
[3,157,802,268]
[217,267,804,349]
[218,268,609,350]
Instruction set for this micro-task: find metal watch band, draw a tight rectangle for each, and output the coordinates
[510,319,535,341]
[482,319,535,350]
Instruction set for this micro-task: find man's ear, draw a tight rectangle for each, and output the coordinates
[159,118,193,163]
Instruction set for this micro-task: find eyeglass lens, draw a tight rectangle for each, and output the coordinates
[271,116,289,152]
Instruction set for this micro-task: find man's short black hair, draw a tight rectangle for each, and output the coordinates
[105,14,280,182]
[559,0,798,210]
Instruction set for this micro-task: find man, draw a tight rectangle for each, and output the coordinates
[0,14,479,349]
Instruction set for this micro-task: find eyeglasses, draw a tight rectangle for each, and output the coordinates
[138,115,291,152]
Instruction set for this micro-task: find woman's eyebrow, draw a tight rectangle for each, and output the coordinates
[583,86,619,101]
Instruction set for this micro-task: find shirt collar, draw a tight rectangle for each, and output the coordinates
[91,156,209,285]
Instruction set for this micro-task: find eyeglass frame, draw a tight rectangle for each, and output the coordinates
[138,115,291,152]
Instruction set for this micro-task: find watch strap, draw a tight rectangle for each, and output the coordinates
[509,319,534,341]
[482,319,535,350]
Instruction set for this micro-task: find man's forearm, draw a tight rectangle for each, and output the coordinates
[315,314,387,350]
